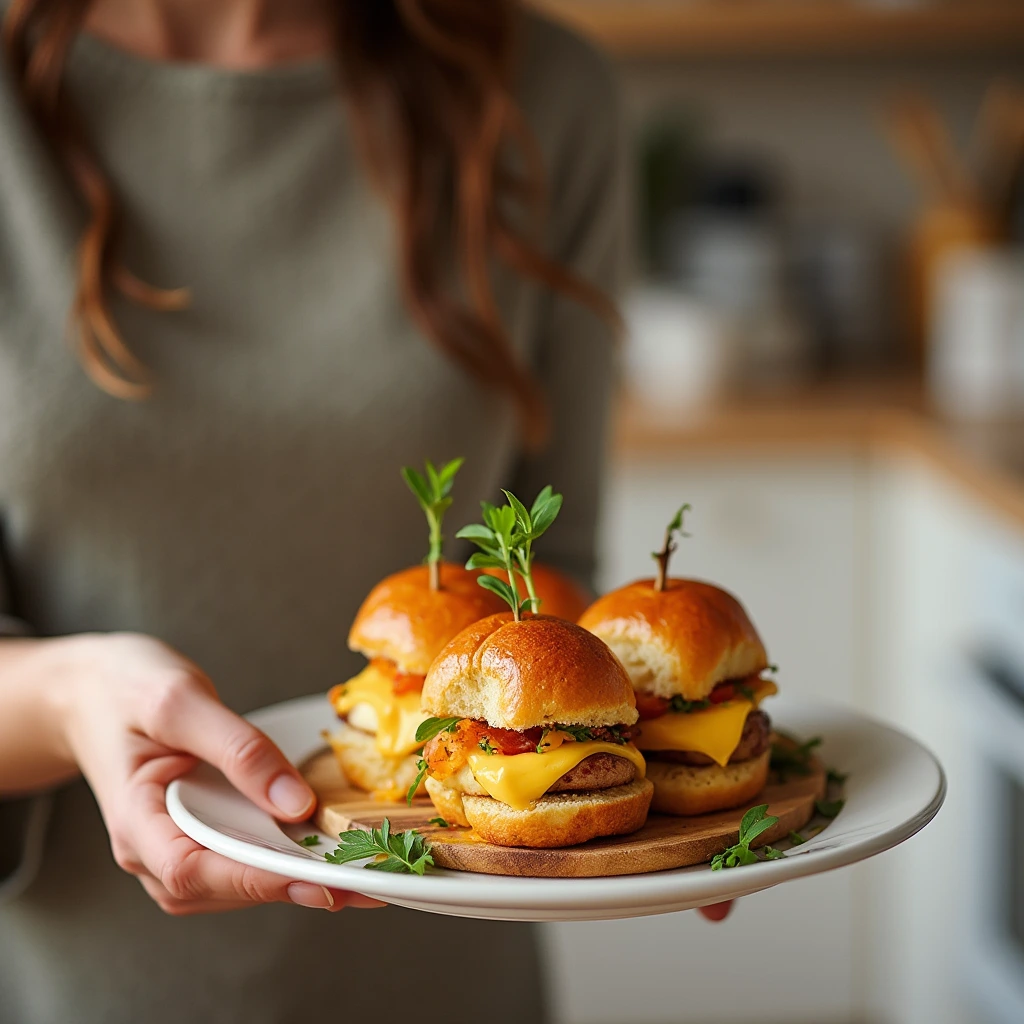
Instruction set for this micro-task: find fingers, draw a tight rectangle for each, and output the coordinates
[698,901,734,922]
[126,778,378,913]
[141,672,315,821]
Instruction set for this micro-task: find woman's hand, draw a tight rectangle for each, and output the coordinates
[47,632,381,915]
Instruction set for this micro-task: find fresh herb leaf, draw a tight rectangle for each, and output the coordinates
[428,816,450,828]
[402,458,465,590]
[460,486,562,620]
[827,768,848,786]
[406,758,429,805]
[415,717,463,744]
[668,694,710,713]
[324,818,434,875]
[298,835,321,848]
[552,724,631,745]
[815,798,845,818]
[770,733,822,781]
[710,803,780,871]
[736,684,756,702]
[478,737,498,755]
[788,830,807,845]
[763,846,786,860]
[766,663,779,673]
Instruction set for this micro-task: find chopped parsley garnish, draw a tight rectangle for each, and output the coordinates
[668,695,711,713]
[815,798,845,819]
[478,737,498,755]
[770,733,822,781]
[298,835,321,848]
[427,816,450,828]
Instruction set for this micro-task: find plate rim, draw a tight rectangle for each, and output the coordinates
[165,694,946,917]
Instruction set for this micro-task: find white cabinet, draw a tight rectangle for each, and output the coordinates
[542,449,869,1024]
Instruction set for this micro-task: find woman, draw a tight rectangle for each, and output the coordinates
[0,2,721,1022]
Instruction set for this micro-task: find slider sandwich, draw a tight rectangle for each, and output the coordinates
[416,487,653,847]
[327,459,503,799]
[578,505,777,816]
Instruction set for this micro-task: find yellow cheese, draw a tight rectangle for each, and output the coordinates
[633,679,777,767]
[329,664,425,758]
[466,742,647,812]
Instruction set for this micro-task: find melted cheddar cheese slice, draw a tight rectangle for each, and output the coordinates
[329,663,425,758]
[633,679,778,767]
[466,742,647,812]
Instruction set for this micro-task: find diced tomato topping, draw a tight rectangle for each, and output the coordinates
[635,691,671,720]
[708,682,735,704]
[369,657,425,696]
[480,726,544,755]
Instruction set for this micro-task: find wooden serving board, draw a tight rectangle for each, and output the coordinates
[302,750,826,878]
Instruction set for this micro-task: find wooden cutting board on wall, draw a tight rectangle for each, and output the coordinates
[301,750,826,878]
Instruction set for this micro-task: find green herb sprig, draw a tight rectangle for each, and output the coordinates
[298,835,321,848]
[428,816,450,828]
[669,695,711,714]
[815,798,845,818]
[407,758,428,805]
[710,803,781,870]
[324,818,434,875]
[770,733,822,782]
[457,486,562,620]
[406,717,464,805]
[652,503,691,591]
[401,457,465,591]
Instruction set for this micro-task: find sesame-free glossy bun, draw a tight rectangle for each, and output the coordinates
[646,751,769,816]
[578,579,768,702]
[480,563,592,621]
[427,776,653,847]
[348,563,505,675]
[421,613,638,730]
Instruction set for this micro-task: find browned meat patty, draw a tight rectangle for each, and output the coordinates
[645,710,771,766]
[548,752,637,792]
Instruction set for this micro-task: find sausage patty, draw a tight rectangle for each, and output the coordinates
[645,710,771,766]
[442,751,637,796]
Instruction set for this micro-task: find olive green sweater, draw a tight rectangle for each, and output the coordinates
[0,11,622,1023]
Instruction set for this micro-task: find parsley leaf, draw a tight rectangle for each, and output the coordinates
[668,695,711,713]
[406,758,428,805]
[788,830,807,845]
[815,798,845,818]
[770,733,822,781]
[827,768,848,786]
[415,717,462,744]
[763,846,786,860]
[324,818,434,875]
[428,816,450,828]
[298,835,321,848]
[478,737,498,755]
[710,803,780,871]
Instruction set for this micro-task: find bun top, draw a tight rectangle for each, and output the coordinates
[422,613,638,730]
[479,563,592,621]
[577,578,768,701]
[348,563,506,675]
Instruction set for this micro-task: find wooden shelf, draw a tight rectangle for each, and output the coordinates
[530,1,1024,57]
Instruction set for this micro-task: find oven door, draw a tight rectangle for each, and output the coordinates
[961,651,1024,1024]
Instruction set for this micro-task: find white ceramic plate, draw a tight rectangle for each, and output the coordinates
[166,694,945,922]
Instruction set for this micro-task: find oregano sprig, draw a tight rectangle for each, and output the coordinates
[456,486,563,621]
[401,458,465,591]
[652,503,691,591]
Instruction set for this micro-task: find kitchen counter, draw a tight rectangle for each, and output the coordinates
[614,377,1024,530]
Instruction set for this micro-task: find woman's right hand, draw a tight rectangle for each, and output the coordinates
[46,632,381,915]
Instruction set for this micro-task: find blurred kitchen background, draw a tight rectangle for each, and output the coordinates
[526,2,1024,1023]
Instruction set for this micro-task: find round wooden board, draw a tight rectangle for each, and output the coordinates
[301,750,827,878]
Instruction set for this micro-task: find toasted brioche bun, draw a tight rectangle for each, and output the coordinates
[578,578,768,702]
[480,563,591,621]
[427,776,653,847]
[645,750,769,816]
[327,722,426,799]
[422,613,638,730]
[348,563,505,675]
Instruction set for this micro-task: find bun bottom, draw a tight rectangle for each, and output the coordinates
[645,751,769,816]
[327,722,425,800]
[426,776,653,848]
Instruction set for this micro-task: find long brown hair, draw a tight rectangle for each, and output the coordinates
[2,0,617,446]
